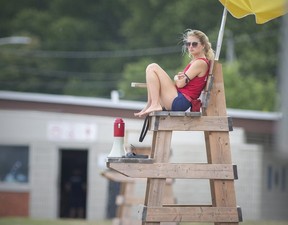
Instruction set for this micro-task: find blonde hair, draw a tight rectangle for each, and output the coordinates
[182,29,214,60]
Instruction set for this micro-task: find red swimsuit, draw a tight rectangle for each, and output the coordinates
[177,58,210,101]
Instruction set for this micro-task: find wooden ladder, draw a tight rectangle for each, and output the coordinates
[107,61,242,224]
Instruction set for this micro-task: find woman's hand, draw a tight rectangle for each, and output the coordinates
[174,72,185,81]
[174,72,187,88]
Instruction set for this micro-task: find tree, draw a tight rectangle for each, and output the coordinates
[223,62,276,111]
[0,0,281,111]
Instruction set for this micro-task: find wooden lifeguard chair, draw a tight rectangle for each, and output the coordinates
[107,61,242,224]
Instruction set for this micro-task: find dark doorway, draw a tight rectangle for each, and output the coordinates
[59,149,88,219]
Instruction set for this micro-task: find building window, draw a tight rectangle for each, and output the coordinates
[0,145,29,183]
[267,165,287,192]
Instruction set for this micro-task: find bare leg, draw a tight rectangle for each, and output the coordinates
[134,69,153,116]
[134,93,151,116]
[135,63,178,117]
[134,76,159,116]
[139,66,162,115]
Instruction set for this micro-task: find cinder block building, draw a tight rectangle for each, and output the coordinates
[0,91,287,221]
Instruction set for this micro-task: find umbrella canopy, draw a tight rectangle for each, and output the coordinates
[219,0,287,24]
[215,0,287,59]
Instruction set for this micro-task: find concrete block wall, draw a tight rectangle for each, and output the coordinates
[30,142,60,219]
[261,153,288,220]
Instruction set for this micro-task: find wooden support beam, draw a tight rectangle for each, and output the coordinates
[101,170,143,183]
[131,82,147,88]
[149,116,233,132]
[116,195,143,205]
[144,130,173,225]
[107,162,237,180]
[139,205,242,223]
[203,62,240,225]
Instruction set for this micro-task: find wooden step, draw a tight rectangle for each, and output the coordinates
[107,162,238,180]
[149,115,233,131]
[139,205,242,223]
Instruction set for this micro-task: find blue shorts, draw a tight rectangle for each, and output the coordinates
[171,92,191,111]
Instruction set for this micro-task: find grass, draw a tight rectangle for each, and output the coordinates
[0,218,111,225]
[0,218,288,225]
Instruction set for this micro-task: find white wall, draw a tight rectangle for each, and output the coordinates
[261,152,288,220]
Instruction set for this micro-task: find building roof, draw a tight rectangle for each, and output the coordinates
[0,90,144,110]
[0,91,280,134]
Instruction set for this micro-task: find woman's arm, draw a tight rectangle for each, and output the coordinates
[175,60,208,88]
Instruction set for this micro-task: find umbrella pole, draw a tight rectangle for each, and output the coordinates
[215,7,228,60]
[277,13,288,159]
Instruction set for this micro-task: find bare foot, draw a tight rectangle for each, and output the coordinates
[134,108,148,117]
[138,105,162,117]
[134,111,144,117]
[134,104,151,117]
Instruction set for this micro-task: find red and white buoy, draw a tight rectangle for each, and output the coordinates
[107,118,126,158]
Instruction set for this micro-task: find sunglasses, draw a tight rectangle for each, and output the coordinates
[185,41,200,48]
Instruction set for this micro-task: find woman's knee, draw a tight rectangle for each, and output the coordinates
[146,63,160,73]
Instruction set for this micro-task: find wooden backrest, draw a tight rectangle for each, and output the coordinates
[201,60,215,109]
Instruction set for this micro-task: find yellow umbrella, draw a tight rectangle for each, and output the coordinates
[215,0,287,59]
[217,0,288,158]
[219,0,287,24]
